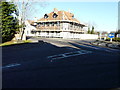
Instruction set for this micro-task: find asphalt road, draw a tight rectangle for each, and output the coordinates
[2,38,120,88]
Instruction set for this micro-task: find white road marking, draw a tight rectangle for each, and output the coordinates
[76,42,120,52]
[2,63,21,69]
[84,45,99,50]
[75,42,100,50]
[47,50,92,62]
[105,50,113,52]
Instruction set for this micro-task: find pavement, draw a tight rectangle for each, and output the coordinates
[2,37,120,88]
[91,40,120,49]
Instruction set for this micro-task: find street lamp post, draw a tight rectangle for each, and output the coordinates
[110,38,112,42]
[99,31,102,41]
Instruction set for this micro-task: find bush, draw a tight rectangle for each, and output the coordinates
[114,37,120,42]
[105,37,120,42]
[105,38,110,41]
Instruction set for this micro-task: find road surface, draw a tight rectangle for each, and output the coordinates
[2,38,120,88]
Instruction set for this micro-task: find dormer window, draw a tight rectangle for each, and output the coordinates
[34,22,37,25]
[72,15,74,19]
[53,13,58,18]
[44,14,48,19]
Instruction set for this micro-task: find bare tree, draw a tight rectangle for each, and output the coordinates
[9,0,49,40]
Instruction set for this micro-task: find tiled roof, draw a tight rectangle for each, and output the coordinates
[37,8,80,24]
[27,20,34,24]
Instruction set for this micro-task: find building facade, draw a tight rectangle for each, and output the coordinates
[25,8,98,39]
[30,8,87,38]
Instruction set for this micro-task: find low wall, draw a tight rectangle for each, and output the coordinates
[117,34,120,38]
[26,32,98,40]
[61,32,98,39]
[77,34,98,39]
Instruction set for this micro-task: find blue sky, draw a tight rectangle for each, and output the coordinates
[17,1,118,32]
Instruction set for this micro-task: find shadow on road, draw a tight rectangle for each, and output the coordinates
[2,40,120,88]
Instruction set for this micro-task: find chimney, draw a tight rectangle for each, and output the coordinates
[53,8,58,13]
[68,9,71,13]
[34,17,37,22]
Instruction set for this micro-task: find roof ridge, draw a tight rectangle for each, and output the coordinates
[36,8,81,24]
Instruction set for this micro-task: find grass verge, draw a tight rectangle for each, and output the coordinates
[0,40,31,47]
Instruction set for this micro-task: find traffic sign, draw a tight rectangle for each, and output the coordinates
[108,33,115,38]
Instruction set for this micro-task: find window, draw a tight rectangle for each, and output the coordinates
[53,13,58,18]
[31,31,35,34]
[52,23,54,26]
[38,24,40,27]
[47,32,49,35]
[57,22,60,26]
[72,15,74,19]
[43,23,45,26]
[47,24,49,26]
[44,14,48,19]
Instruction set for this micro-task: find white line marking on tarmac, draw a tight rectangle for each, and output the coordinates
[2,63,21,69]
[76,42,119,52]
[47,50,92,62]
[75,42,100,50]
[105,50,113,52]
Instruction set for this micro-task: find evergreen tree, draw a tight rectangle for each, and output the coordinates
[116,29,120,34]
[87,27,90,34]
[91,26,95,34]
[97,32,100,35]
[0,1,19,43]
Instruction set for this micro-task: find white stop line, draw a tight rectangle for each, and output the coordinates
[47,50,92,62]
[1,63,21,69]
